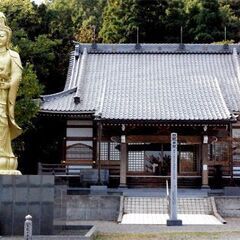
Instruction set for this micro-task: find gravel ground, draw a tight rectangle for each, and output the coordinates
[1,218,240,240]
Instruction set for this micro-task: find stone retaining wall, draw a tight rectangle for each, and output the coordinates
[215,197,240,217]
[67,195,120,221]
[0,175,54,235]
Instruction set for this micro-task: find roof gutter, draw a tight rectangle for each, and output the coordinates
[74,47,88,104]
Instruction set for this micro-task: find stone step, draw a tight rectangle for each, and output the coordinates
[123,197,213,215]
[208,189,224,196]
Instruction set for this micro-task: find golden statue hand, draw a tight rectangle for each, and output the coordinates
[0,81,10,89]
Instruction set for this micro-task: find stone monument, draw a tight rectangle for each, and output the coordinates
[167,133,182,226]
[0,12,22,175]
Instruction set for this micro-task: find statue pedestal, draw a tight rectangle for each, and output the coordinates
[0,170,22,175]
[0,175,54,235]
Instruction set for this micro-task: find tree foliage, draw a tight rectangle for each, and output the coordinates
[100,0,240,44]
[15,64,43,129]
[100,0,139,43]
[137,0,168,43]
[191,0,224,42]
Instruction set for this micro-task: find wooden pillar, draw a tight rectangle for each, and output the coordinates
[229,123,234,185]
[119,135,128,188]
[201,143,209,189]
[62,137,66,164]
[92,122,98,167]
[97,122,102,184]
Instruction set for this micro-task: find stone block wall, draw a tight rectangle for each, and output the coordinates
[67,195,120,221]
[215,196,240,217]
[0,175,54,235]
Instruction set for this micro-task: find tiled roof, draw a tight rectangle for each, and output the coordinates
[40,44,240,121]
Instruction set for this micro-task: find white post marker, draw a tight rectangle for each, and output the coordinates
[167,133,182,226]
[24,215,32,240]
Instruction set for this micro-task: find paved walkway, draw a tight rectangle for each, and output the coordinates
[67,217,238,233]
[121,213,222,225]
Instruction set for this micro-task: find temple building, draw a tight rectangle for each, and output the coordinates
[40,43,240,188]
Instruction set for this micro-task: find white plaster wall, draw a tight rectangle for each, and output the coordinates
[67,128,93,137]
[233,128,240,138]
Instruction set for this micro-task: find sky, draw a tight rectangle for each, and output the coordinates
[32,0,45,5]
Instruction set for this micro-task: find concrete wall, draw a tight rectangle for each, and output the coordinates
[215,197,240,217]
[0,175,54,235]
[54,185,67,221]
[67,195,120,221]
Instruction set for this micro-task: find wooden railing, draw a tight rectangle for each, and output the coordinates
[38,162,82,176]
[38,162,110,184]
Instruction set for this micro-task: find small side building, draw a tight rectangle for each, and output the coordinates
[40,43,240,188]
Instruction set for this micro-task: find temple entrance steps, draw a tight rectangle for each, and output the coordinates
[123,197,212,215]
[124,197,168,214]
[118,197,226,224]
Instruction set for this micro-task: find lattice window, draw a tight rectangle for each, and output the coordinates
[110,143,120,160]
[100,142,120,161]
[128,151,144,172]
[66,143,93,160]
[100,142,109,160]
[211,142,230,162]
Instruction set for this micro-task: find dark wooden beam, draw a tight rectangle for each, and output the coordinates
[127,135,202,144]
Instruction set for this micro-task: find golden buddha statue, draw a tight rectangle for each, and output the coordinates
[0,12,22,175]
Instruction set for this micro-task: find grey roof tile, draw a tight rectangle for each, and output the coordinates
[40,44,240,121]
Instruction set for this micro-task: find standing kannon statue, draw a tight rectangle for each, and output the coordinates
[0,12,23,175]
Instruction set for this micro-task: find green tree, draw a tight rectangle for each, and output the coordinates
[184,0,225,43]
[46,0,75,39]
[100,0,139,43]
[164,0,185,42]
[15,64,43,130]
[74,0,107,43]
[137,0,168,43]
[219,0,240,42]
[76,18,96,43]
[47,0,106,40]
